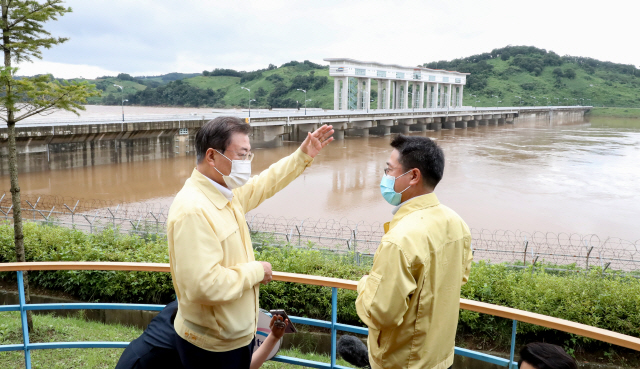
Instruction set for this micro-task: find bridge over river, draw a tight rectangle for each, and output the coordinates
[0,106,590,154]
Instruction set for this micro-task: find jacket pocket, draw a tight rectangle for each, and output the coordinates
[217,222,240,243]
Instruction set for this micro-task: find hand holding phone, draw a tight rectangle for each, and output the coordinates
[269,309,297,333]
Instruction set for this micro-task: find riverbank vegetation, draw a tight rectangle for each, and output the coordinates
[1,222,639,364]
[586,107,640,119]
[46,46,640,110]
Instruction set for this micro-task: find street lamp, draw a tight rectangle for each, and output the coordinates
[492,95,500,107]
[296,89,307,115]
[113,84,127,121]
[241,87,252,117]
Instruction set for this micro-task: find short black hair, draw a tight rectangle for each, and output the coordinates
[195,116,251,163]
[390,135,444,189]
[518,343,577,369]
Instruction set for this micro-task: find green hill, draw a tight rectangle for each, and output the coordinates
[64,47,640,109]
[424,46,640,108]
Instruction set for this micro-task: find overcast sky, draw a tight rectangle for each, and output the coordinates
[15,0,639,79]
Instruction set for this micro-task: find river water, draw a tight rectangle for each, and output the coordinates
[1,115,639,241]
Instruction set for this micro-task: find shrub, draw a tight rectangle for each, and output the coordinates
[564,68,577,79]
[0,222,174,304]
[520,83,536,91]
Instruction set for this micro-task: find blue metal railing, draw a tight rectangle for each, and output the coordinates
[1,270,519,369]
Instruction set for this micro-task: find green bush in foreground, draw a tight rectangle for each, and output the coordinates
[0,222,175,304]
[1,222,639,346]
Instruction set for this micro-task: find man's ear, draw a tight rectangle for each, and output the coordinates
[205,148,216,166]
[409,168,421,186]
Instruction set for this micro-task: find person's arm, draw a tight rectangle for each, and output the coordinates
[355,241,417,330]
[250,316,288,369]
[234,125,333,213]
[170,211,264,305]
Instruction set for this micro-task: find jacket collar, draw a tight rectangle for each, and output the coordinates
[388,193,440,231]
[190,168,230,209]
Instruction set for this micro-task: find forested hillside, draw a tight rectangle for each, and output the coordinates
[424,46,640,107]
[63,46,640,109]
[80,60,332,109]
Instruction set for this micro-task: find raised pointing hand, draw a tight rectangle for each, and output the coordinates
[300,124,334,158]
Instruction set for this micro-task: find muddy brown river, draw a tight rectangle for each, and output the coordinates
[1,116,639,241]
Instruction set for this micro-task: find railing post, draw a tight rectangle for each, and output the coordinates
[331,287,337,368]
[509,319,518,369]
[17,271,32,369]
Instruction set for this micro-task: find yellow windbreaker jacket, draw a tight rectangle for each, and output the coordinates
[356,193,473,369]
[168,148,313,352]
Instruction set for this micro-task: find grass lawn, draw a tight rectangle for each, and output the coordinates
[185,75,242,91]
[0,312,351,369]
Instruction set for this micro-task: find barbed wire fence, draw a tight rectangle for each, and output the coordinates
[1,194,639,275]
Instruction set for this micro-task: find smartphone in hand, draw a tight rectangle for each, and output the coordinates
[269,309,297,333]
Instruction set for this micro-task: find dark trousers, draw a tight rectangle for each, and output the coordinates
[175,335,253,369]
[115,336,183,369]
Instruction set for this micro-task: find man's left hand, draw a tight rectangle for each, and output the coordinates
[300,124,334,158]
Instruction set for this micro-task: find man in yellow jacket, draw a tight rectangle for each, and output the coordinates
[356,135,473,369]
[167,116,333,369]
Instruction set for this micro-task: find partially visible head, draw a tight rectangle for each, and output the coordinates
[386,135,444,192]
[518,343,577,369]
[195,116,252,185]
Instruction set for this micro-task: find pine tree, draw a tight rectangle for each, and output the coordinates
[0,0,99,331]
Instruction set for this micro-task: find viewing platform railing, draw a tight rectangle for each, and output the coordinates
[1,262,639,369]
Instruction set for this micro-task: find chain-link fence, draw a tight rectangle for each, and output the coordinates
[1,194,639,273]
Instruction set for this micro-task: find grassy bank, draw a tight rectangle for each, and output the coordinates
[586,107,640,119]
[1,222,639,362]
[0,312,348,369]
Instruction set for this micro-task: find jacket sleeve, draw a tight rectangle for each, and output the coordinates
[462,236,473,285]
[355,241,417,330]
[170,211,264,305]
[234,148,313,213]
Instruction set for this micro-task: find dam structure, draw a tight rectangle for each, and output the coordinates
[0,58,591,155]
[326,58,468,111]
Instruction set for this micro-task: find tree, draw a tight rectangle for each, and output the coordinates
[552,68,564,79]
[564,68,576,79]
[1,0,99,331]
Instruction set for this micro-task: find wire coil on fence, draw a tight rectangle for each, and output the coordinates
[1,193,638,273]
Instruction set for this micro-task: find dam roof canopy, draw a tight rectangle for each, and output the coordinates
[324,58,469,84]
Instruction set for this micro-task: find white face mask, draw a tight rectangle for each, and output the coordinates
[214,150,252,189]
